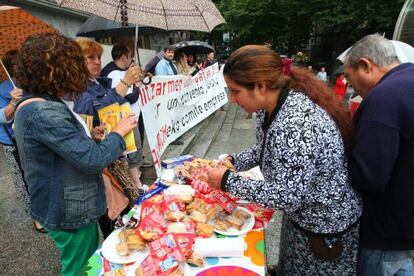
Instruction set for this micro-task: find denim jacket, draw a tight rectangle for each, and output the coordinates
[13,95,126,230]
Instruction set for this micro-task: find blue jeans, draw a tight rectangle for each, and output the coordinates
[358,248,414,276]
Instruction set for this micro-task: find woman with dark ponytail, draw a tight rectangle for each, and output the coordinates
[207,45,362,275]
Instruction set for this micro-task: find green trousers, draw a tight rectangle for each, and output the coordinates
[47,223,99,276]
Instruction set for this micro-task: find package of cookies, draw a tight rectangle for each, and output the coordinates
[135,255,157,276]
[189,210,207,224]
[211,190,237,213]
[186,252,205,267]
[172,233,196,258]
[196,223,214,238]
[137,211,168,241]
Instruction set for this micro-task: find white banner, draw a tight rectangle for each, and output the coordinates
[138,63,228,175]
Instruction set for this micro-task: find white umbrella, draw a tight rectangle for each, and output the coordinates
[337,40,414,63]
[56,0,225,65]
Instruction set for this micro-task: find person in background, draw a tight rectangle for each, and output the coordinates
[101,42,153,169]
[334,72,347,102]
[155,45,184,145]
[307,65,313,73]
[202,50,215,69]
[174,51,190,76]
[13,33,138,275]
[206,45,362,275]
[316,66,328,84]
[187,53,200,76]
[0,50,46,233]
[73,38,145,192]
[155,45,177,76]
[344,34,414,276]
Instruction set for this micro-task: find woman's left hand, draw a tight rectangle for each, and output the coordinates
[207,166,228,190]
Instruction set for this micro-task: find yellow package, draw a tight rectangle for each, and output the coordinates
[98,103,120,136]
[119,103,138,153]
[78,114,94,134]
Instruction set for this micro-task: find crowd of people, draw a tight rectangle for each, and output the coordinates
[0,32,413,276]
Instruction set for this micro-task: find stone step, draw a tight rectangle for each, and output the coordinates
[140,113,217,184]
[186,109,228,158]
[210,104,238,144]
[161,114,215,160]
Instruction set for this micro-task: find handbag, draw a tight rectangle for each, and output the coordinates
[108,158,141,200]
[102,169,130,220]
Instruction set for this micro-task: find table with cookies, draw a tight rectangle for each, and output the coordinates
[79,156,274,276]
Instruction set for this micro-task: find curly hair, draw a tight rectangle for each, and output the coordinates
[14,33,89,98]
[223,45,353,152]
[1,49,19,77]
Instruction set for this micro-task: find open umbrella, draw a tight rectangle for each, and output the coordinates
[56,0,226,62]
[56,0,225,33]
[0,6,58,82]
[174,40,214,55]
[337,40,414,63]
[76,15,166,38]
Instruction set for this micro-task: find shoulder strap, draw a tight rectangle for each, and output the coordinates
[2,125,15,146]
[15,97,47,112]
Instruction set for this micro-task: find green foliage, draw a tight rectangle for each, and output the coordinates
[215,0,405,55]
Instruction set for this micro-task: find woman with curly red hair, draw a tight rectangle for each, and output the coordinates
[13,33,138,275]
[207,45,362,275]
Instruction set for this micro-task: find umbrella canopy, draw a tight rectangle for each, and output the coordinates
[333,65,345,76]
[56,0,226,32]
[174,40,214,55]
[337,40,414,63]
[76,15,166,38]
[0,6,58,81]
[144,51,164,73]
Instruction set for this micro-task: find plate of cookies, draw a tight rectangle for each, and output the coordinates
[213,207,255,236]
[102,228,149,264]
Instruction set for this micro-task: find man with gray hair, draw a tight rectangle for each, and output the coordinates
[344,34,414,275]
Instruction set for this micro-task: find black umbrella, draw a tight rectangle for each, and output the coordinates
[174,40,214,55]
[76,15,166,38]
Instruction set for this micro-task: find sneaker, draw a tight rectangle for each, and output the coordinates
[170,139,184,145]
[246,113,252,119]
[140,160,153,168]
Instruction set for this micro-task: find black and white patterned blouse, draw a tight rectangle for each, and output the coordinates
[224,91,362,234]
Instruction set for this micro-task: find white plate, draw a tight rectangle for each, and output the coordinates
[214,207,255,236]
[101,228,149,264]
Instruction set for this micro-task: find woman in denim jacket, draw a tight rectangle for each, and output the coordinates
[12,33,138,276]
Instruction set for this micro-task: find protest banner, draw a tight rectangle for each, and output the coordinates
[138,63,228,175]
